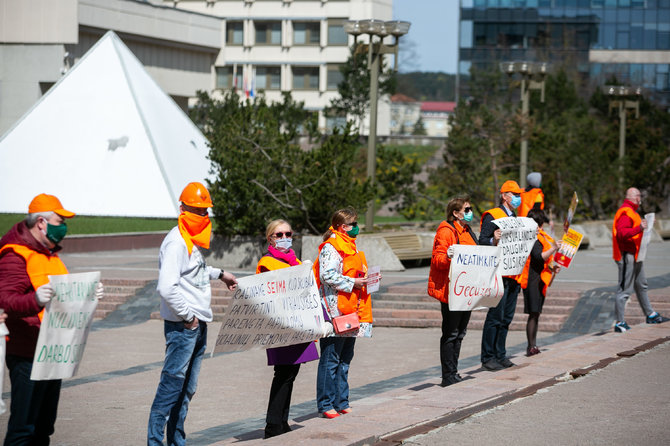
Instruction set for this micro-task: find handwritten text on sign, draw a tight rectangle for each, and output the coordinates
[448,245,504,311]
[31,271,100,380]
[213,262,324,354]
[492,217,538,276]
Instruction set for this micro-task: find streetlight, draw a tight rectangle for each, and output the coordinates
[500,61,549,188]
[602,85,641,192]
[344,19,410,231]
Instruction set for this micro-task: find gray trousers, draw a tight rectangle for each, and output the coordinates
[615,252,654,322]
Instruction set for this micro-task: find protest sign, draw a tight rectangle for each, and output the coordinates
[448,245,504,311]
[563,192,579,233]
[0,321,8,414]
[213,261,325,354]
[554,228,584,268]
[492,217,538,276]
[366,266,381,293]
[31,272,100,380]
[636,213,655,262]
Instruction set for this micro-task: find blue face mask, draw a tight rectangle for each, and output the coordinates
[275,237,292,250]
[463,211,473,222]
[510,195,522,209]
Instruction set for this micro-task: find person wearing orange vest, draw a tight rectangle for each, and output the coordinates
[256,219,323,439]
[427,197,480,387]
[0,193,102,445]
[520,209,560,356]
[518,172,545,217]
[478,180,524,371]
[611,187,665,332]
[315,207,370,419]
[148,182,238,446]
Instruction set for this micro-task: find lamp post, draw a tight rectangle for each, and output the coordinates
[500,61,548,188]
[344,19,410,231]
[602,85,641,193]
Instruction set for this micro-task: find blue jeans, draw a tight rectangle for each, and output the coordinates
[481,277,520,363]
[4,354,61,446]
[148,320,207,446]
[316,337,355,413]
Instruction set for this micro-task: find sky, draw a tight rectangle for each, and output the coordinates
[393,0,460,73]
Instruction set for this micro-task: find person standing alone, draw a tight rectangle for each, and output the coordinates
[148,182,238,446]
[612,187,666,332]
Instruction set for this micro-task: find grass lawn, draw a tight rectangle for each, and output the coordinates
[0,214,176,236]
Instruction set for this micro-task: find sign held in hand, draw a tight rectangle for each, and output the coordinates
[31,271,100,381]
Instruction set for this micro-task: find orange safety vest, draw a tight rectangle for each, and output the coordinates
[612,206,642,261]
[0,244,68,321]
[519,228,555,296]
[519,188,544,217]
[313,232,372,323]
[480,207,508,226]
[256,255,301,274]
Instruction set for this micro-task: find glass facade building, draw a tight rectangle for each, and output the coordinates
[459,0,670,107]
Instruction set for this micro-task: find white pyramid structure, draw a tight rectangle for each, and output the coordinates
[0,31,213,218]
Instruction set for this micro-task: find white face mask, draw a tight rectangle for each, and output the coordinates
[275,237,292,250]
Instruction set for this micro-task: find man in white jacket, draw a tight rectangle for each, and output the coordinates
[148,182,237,446]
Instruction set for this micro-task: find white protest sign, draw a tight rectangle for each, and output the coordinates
[366,266,381,293]
[31,271,100,380]
[213,261,325,354]
[637,213,655,262]
[0,322,8,414]
[448,245,504,311]
[493,216,538,276]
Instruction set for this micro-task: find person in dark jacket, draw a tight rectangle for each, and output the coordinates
[478,180,524,371]
[0,194,102,445]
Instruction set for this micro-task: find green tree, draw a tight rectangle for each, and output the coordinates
[396,71,456,101]
[325,43,396,131]
[190,90,419,235]
[412,117,427,135]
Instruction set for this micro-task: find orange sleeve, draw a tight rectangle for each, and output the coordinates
[431,224,458,271]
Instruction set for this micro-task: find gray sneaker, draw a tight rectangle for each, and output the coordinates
[482,359,504,371]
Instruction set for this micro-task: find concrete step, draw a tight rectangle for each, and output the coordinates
[103,285,144,294]
[94,278,153,320]
[374,293,438,303]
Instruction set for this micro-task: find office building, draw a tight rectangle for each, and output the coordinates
[458,0,670,108]
[0,0,222,135]
[163,0,393,132]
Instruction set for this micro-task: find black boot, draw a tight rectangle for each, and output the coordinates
[264,423,284,439]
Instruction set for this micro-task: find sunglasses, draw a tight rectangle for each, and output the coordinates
[344,221,358,228]
[463,207,472,213]
[273,231,292,238]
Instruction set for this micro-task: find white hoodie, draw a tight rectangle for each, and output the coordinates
[156,227,221,323]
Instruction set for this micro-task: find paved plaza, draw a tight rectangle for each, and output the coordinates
[0,241,668,445]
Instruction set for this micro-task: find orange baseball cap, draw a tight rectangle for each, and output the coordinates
[500,180,524,194]
[28,194,75,218]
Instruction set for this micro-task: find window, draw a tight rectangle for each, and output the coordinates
[328,19,348,45]
[326,115,347,133]
[327,64,343,90]
[293,66,319,90]
[293,22,320,45]
[256,66,281,90]
[216,66,243,90]
[227,21,243,46]
[255,21,281,45]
